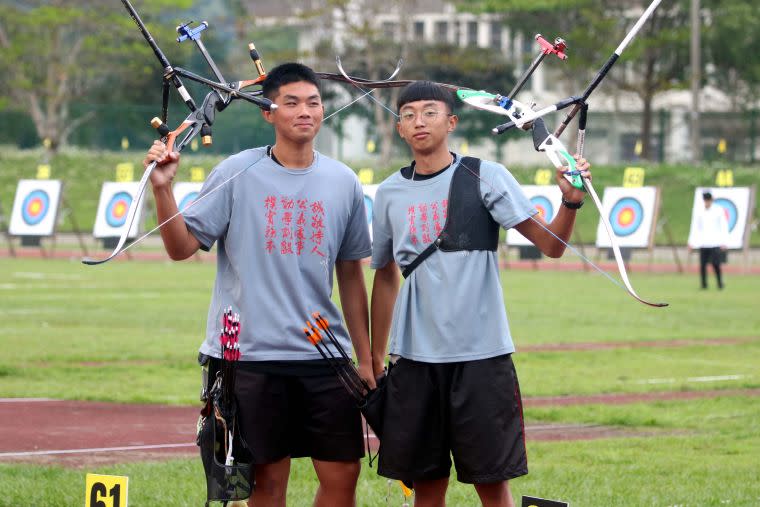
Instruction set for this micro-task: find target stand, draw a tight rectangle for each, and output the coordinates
[595,186,662,271]
[506,186,563,267]
[362,183,379,242]
[93,182,147,259]
[688,186,756,272]
[172,182,203,261]
[8,179,65,257]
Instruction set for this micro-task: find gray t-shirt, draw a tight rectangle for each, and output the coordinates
[371,154,537,363]
[184,147,372,361]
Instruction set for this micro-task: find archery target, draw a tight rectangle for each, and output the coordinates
[596,187,659,248]
[9,179,63,236]
[688,187,752,250]
[93,182,144,239]
[507,186,562,246]
[173,182,203,213]
[363,184,379,241]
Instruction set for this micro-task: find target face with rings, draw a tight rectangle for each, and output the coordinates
[530,195,554,221]
[713,198,738,232]
[105,191,133,228]
[93,182,144,238]
[178,191,199,212]
[609,197,644,237]
[21,190,50,226]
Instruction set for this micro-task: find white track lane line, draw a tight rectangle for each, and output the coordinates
[0,398,55,402]
[3,435,381,458]
[0,443,196,458]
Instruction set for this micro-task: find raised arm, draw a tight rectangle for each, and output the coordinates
[144,141,201,260]
[515,156,591,258]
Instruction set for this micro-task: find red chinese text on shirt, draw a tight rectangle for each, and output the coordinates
[407,200,447,245]
[264,195,327,256]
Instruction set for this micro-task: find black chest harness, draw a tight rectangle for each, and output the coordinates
[401,157,500,278]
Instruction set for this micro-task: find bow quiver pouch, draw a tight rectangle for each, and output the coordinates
[358,373,387,439]
[197,358,252,506]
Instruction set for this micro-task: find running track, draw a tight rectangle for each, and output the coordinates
[2,386,759,468]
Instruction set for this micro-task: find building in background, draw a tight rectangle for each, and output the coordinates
[174,1,760,165]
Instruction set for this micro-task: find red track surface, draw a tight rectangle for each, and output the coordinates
[3,387,759,468]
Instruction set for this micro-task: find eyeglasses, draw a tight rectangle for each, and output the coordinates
[398,109,452,123]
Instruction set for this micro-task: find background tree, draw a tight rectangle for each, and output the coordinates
[703,0,760,109]
[305,0,413,166]
[458,0,691,161]
[0,0,193,155]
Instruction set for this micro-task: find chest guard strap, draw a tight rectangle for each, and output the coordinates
[401,157,500,279]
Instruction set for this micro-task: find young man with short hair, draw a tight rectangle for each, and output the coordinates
[370,81,592,507]
[144,63,373,507]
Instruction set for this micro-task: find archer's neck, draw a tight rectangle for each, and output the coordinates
[412,145,454,175]
[272,138,315,169]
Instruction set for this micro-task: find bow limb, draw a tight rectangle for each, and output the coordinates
[81,161,155,266]
[331,57,405,118]
[582,179,667,307]
[336,56,404,84]
[317,71,469,92]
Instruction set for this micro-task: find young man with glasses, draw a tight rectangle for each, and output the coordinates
[370,81,592,507]
[144,63,373,507]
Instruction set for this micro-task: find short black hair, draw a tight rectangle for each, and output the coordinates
[703,191,713,200]
[397,81,456,114]
[262,63,321,100]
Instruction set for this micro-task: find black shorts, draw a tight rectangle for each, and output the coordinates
[377,354,527,484]
[233,369,364,464]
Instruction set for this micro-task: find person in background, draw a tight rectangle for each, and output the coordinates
[688,191,729,290]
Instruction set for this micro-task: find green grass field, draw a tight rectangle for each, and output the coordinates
[0,258,759,506]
